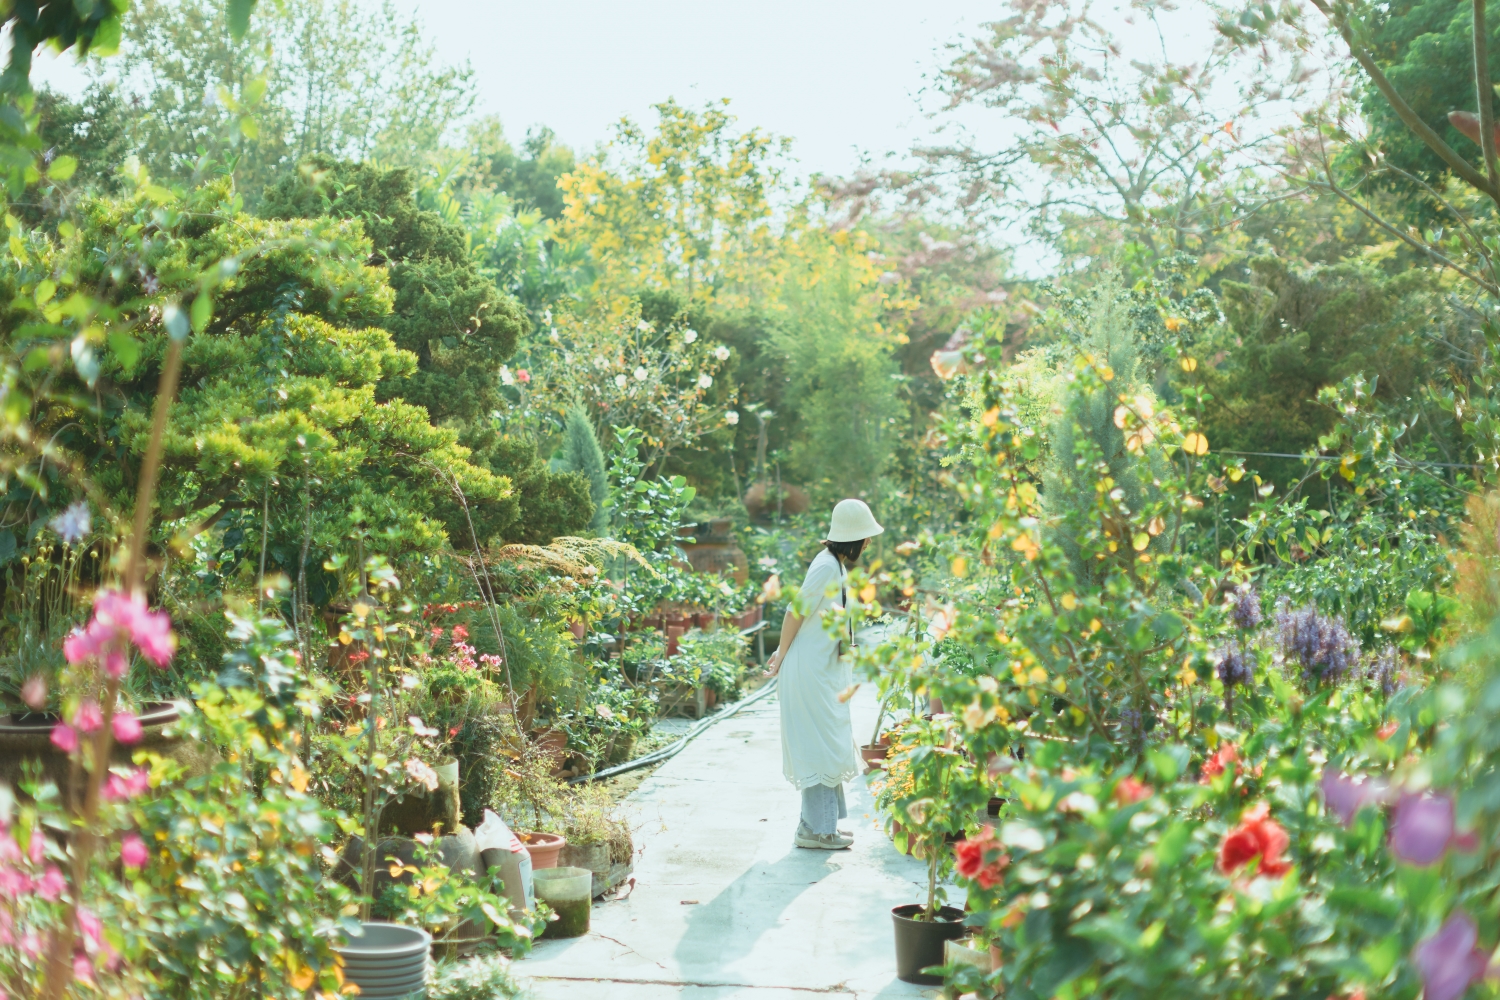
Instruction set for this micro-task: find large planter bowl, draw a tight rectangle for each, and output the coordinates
[0,701,210,792]
[892,904,966,985]
[333,921,431,999]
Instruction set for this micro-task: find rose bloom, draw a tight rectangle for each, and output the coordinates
[953,825,1010,889]
[1113,776,1152,805]
[1200,743,1240,784]
[1218,802,1291,877]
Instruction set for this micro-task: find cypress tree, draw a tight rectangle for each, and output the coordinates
[561,406,610,535]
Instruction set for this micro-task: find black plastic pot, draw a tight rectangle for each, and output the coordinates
[892,904,966,985]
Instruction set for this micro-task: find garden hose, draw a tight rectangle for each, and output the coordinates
[567,676,780,785]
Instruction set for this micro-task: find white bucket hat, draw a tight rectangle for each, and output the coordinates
[826,499,884,543]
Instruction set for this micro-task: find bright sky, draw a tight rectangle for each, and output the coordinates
[28,0,989,182]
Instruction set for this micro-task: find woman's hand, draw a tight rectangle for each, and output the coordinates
[766,648,784,676]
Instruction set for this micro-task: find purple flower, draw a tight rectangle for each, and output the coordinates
[1390,792,1463,866]
[1413,912,1488,1000]
[1276,602,1359,685]
[1230,586,1262,630]
[1320,769,1389,826]
[1367,646,1400,698]
[1216,641,1253,689]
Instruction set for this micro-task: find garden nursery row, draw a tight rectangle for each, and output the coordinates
[7,0,1500,998]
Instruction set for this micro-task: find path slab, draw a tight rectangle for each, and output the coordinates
[517,682,940,1000]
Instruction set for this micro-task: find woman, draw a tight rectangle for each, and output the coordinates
[767,498,883,850]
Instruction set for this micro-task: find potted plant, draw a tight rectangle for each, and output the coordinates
[876,715,988,985]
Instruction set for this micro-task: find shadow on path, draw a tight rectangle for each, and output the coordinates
[674,848,845,979]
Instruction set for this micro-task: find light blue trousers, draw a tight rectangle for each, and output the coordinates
[800,783,847,835]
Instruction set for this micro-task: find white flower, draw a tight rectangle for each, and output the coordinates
[697,374,713,389]
[714,346,730,361]
[408,715,439,737]
[549,330,560,343]
[499,366,515,386]
[595,704,615,720]
[683,329,698,344]
[49,501,90,544]
[404,758,439,792]
[614,373,628,388]
[637,319,651,332]
[757,556,778,570]
[634,366,649,382]
[593,356,607,369]
[725,410,740,426]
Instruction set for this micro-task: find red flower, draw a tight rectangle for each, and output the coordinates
[516,369,531,383]
[1219,802,1291,877]
[1113,776,1152,805]
[1200,743,1240,784]
[452,625,469,640]
[1377,720,1399,741]
[954,825,1010,889]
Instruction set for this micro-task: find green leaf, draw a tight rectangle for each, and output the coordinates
[227,0,259,39]
[1360,935,1400,980]
[1154,822,1191,867]
[0,530,15,566]
[108,331,140,372]
[1147,745,1188,783]
[239,116,260,140]
[190,292,212,333]
[46,156,76,182]
[243,76,268,107]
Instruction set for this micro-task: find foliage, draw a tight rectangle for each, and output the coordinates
[560,405,610,535]
[108,0,474,199]
[428,953,523,1000]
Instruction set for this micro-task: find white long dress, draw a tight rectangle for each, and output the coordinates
[779,548,860,790]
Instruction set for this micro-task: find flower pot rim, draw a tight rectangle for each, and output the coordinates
[891,903,966,924]
[334,920,432,958]
[520,831,566,846]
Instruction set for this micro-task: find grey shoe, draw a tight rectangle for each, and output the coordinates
[795,826,853,850]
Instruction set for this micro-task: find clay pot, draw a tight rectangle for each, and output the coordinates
[665,615,692,632]
[860,743,890,772]
[567,621,586,641]
[531,728,567,759]
[693,611,718,631]
[704,687,718,711]
[519,831,566,870]
[665,625,685,656]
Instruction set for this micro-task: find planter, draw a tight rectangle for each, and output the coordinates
[665,615,692,632]
[693,611,718,631]
[567,620,586,641]
[665,626,685,656]
[336,828,481,896]
[380,757,460,836]
[333,921,431,1000]
[519,831,566,869]
[0,701,211,793]
[704,687,718,712]
[535,866,593,939]
[860,742,890,772]
[559,841,612,898]
[892,904,966,985]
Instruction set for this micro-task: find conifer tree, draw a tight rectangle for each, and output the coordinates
[561,406,610,535]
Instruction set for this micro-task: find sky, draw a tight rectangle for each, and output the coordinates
[29,0,990,183]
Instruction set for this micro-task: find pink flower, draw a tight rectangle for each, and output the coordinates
[73,702,102,734]
[1413,912,1488,1000]
[1390,792,1470,867]
[516,369,531,383]
[35,866,64,901]
[0,868,32,898]
[71,952,94,987]
[19,932,40,957]
[112,712,142,745]
[452,625,469,640]
[66,590,176,674]
[28,832,43,864]
[103,767,149,802]
[120,834,148,870]
[50,724,77,753]
[76,907,102,944]
[1320,770,1389,827]
[19,676,45,711]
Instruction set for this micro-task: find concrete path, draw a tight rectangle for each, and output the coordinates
[516,681,941,1000]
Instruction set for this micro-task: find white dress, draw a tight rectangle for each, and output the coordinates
[779,549,860,790]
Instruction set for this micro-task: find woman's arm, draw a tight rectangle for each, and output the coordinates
[765,611,803,676]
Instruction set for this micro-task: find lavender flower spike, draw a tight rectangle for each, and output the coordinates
[1413,912,1487,1000]
[1230,586,1262,631]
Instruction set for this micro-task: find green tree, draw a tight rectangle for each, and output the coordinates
[560,406,610,534]
[106,0,473,199]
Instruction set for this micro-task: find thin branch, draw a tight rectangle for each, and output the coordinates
[1477,0,1500,195]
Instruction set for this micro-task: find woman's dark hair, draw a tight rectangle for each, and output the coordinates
[824,538,867,565]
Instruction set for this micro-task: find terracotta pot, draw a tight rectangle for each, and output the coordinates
[665,615,692,632]
[519,831,566,870]
[860,742,890,772]
[567,621,586,641]
[704,687,718,711]
[989,942,1003,971]
[693,611,718,631]
[665,625,685,656]
[531,728,567,759]
[644,616,664,631]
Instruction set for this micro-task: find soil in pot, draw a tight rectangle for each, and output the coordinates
[520,831,566,869]
[891,904,966,985]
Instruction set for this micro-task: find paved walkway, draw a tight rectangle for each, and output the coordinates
[516,681,940,1000]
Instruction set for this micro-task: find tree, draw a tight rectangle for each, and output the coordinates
[103,0,473,200]
[0,176,512,602]
[560,406,610,535]
[559,98,791,306]
[260,156,594,544]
